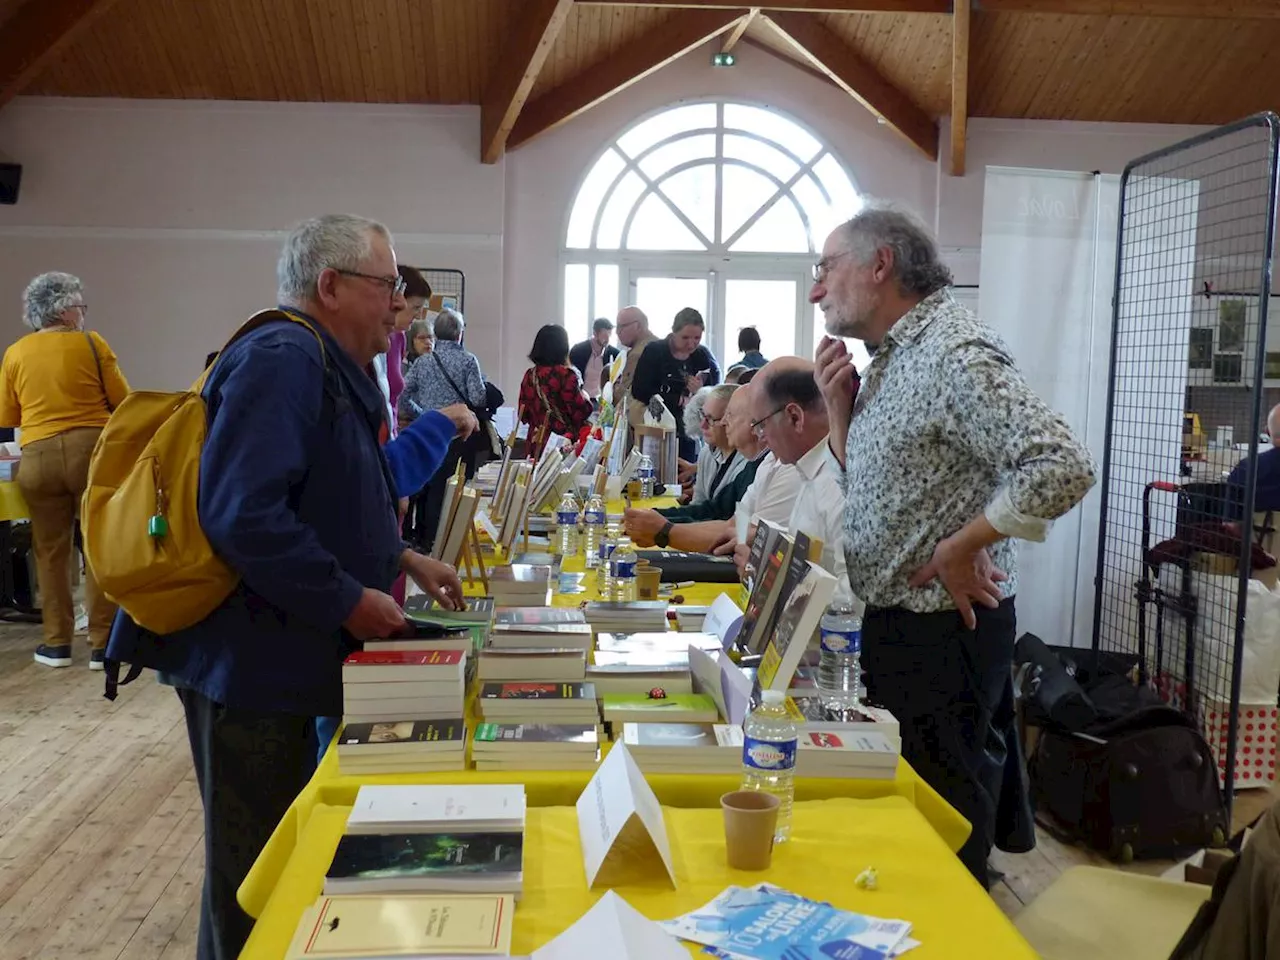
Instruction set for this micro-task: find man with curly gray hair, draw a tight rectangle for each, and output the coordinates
[811,202,1097,887]
[0,271,129,671]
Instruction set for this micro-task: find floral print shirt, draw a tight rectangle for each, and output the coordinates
[830,288,1097,613]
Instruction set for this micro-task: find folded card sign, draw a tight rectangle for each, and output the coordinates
[575,742,676,889]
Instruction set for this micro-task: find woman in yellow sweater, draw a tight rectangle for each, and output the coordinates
[0,272,130,670]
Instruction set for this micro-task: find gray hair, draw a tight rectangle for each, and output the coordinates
[683,383,737,436]
[23,272,84,331]
[434,307,464,342]
[839,202,952,296]
[406,318,434,359]
[277,214,391,304]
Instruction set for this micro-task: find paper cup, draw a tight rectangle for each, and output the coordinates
[637,565,662,600]
[721,790,780,870]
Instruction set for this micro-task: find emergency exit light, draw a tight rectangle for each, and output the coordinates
[712,52,736,67]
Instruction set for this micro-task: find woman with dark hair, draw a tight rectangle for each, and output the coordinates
[631,306,721,462]
[518,323,593,458]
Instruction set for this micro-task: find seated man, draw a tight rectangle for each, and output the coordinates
[731,357,856,605]
[1226,403,1280,522]
[623,381,799,552]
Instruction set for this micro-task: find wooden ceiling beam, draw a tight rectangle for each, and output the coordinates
[480,0,575,164]
[507,8,742,151]
[764,11,938,160]
[950,0,969,176]
[977,0,1280,17]
[577,0,950,12]
[0,0,124,110]
[721,8,759,52]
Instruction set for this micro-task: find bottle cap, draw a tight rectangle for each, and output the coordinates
[761,689,785,705]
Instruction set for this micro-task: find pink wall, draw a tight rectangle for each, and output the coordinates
[0,44,1210,399]
[0,99,505,389]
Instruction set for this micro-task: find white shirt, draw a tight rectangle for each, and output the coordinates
[734,452,800,542]
[787,437,857,609]
[371,352,395,438]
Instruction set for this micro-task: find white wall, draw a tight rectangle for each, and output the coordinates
[0,44,1216,402]
[0,99,505,390]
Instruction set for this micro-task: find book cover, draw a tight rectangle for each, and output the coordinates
[621,723,743,751]
[340,719,466,747]
[584,601,668,616]
[347,785,525,833]
[478,681,595,701]
[326,832,524,884]
[756,560,837,693]
[739,520,779,606]
[590,650,688,669]
[601,694,719,721]
[489,564,553,585]
[344,649,464,667]
[493,607,585,626]
[738,530,795,654]
[290,894,513,957]
[472,722,598,746]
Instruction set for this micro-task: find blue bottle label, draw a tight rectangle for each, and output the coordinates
[820,628,861,656]
[599,542,615,561]
[556,510,579,525]
[610,560,636,579]
[584,510,605,524]
[742,735,797,772]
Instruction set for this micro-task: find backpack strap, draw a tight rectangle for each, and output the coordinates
[195,309,329,393]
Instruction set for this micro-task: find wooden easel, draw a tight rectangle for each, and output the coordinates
[459,521,489,592]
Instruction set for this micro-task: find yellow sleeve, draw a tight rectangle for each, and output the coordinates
[0,349,20,428]
[92,333,130,408]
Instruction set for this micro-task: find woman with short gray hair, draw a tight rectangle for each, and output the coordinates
[0,271,130,670]
[687,383,746,507]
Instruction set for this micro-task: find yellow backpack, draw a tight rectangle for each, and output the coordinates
[82,309,328,635]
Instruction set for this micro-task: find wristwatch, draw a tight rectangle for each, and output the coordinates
[655,521,674,548]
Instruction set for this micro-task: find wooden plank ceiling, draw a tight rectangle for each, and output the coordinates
[2,0,1280,161]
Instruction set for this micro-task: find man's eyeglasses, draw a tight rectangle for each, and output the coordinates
[812,249,854,283]
[749,407,787,438]
[701,412,725,427]
[335,269,407,298]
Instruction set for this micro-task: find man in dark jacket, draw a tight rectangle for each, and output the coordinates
[107,214,465,960]
[569,317,619,400]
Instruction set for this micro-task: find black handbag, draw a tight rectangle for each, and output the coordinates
[431,354,502,459]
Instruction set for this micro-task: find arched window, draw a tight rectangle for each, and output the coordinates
[562,101,863,366]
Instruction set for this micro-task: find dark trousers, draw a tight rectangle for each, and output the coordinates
[862,597,1031,887]
[178,688,319,960]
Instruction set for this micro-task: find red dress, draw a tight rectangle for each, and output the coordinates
[519,364,593,458]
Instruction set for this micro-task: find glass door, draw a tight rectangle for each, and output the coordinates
[722,276,802,367]
[629,272,711,336]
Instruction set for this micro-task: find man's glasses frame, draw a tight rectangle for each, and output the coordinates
[335,269,407,298]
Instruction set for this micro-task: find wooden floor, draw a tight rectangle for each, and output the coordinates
[0,615,1272,959]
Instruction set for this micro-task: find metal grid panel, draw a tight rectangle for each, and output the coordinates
[1092,114,1280,808]
[416,268,465,313]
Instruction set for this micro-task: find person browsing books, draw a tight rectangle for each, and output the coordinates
[107,215,467,960]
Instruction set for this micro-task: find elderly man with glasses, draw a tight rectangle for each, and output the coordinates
[107,214,467,960]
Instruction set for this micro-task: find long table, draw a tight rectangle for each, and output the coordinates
[236,505,1027,956]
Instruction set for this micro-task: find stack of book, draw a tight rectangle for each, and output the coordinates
[325,784,526,899]
[783,698,901,741]
[620,722,744,774]
[477,647,586,683]
[585,650,691,695]
[336,718,467,775]
[674,605,710,632]
[286,893,514,959]
[341,649,466,726]
[477,681,599,725]
[795,730,900,780]
[488,563,553,606]
[471,721,602,771]
[489,608,592,652]
[601,692,719,725]
[583,600,669,633]
[403,595,497,653]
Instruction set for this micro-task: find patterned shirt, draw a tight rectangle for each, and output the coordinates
[518,364,594,456]
[831,288,1097,613]
[397,340,485,420]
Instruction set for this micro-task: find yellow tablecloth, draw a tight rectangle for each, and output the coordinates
[239,797,1032,960]
[0,480,29,521]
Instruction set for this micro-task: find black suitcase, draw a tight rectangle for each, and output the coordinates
[1031,704,1228,862]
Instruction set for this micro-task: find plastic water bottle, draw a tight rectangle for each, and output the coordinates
[818,603,862,711]
[555,491,580,557]
[609,537,638,602]
[741,689,798,842]
[582,495,606,568]
[637,454,656,499]
[597,523,620,593]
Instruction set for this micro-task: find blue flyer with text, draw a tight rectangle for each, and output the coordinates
[660,885,912,960]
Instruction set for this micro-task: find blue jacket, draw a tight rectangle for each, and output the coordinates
[107,312,404,717]
[386,409,454,496]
